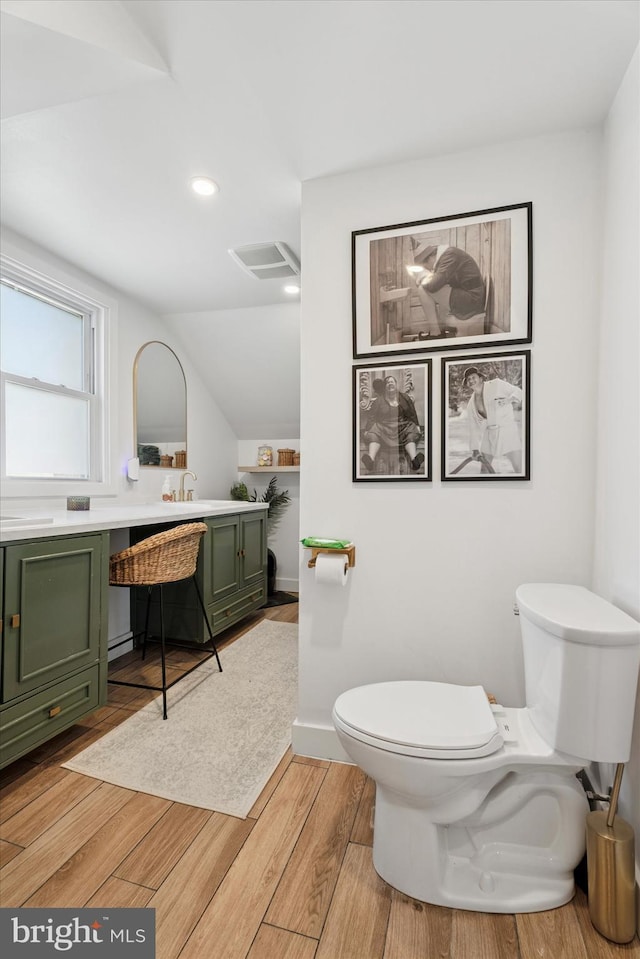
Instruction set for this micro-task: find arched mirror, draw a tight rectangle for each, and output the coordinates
[134,341,187,468]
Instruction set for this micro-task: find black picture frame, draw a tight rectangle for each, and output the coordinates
[441,350,531,481]
[353,360,432,482]
[352,202,532,359]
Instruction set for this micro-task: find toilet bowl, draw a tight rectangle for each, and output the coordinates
[332,584,640,913]
[333,682,588,912]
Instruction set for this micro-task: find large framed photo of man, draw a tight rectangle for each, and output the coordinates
[441,351,530,481]
[354,360,432,482]
[352,202,532,359]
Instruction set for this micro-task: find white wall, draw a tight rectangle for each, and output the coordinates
[1,226,240,646]
[113,292,238,506]
[163,302,303,590]
[163,303,301,440]
[592,48,640,875]
[237,439,301,592]
[1,227,239,507]
[294,128,603,759]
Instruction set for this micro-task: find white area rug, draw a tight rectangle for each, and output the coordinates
[63,620,298,819]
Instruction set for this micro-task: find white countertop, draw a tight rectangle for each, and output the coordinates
[0,501,268,543]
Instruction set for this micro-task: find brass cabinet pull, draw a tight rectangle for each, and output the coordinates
[48,705,62,719]
[225,609,231,617]
[10,614,20,628]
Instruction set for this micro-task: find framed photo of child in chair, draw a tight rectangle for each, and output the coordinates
[352,202,532,359]
[353,360,432,482]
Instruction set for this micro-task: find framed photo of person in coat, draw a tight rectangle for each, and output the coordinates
[352,202,532,359]
[441,351,531,481]
[354,360,432,482]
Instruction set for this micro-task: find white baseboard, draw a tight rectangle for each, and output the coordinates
[291,719,353,763]
[108,631,133,661]
[276,576,298,592]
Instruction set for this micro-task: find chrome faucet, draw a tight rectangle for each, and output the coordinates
[178,470,197,502]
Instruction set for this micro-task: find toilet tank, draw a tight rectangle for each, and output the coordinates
[516,583,640,763]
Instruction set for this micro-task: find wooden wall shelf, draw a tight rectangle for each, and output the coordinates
[238,466,300,473]
[306,544,356,569]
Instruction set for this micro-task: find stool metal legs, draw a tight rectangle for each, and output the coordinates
[108,574,222,719]
[141,586,152,661]
[139,584,169,718]
[158,584,168,719]
[192,575,222,672]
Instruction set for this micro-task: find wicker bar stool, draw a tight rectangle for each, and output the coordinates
[108,522,222,719]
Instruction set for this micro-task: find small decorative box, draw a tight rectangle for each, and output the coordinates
[67,496,90,511]
[277,448,295,466]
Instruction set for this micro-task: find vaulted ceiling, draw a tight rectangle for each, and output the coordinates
[2,1,637,317]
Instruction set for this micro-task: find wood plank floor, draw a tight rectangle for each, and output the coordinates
[1,602,638,958]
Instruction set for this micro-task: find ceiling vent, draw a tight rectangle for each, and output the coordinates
[228,241,300,280]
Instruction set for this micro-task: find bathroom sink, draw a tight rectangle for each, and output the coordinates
[0,514,54,529]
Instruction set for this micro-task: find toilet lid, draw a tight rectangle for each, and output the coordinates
[516,583,640,645]
[333,681,503,759]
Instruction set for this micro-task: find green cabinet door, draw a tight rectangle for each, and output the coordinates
[205,514,242,605]
[240,512,267,590]
[0,549,3,678]
[2,534,105,702]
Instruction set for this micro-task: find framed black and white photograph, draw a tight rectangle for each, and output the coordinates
[352,202,532,359]
[354,360,432,482]
[441,351,530,481]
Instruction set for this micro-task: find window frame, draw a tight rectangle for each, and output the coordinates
[0,254,117,499]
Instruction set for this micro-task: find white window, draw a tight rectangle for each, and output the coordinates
[0,255,116,497]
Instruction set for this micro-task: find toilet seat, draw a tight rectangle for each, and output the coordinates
[333,681,504,759]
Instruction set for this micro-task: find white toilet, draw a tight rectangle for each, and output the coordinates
[332,583,640,913]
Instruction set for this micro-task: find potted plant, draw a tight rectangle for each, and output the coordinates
[230,477,291,595]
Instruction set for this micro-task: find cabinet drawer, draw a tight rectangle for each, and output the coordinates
[209,584,266,633]
[0,666,101,768]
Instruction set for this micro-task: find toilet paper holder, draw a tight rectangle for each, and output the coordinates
[306,544,356,569]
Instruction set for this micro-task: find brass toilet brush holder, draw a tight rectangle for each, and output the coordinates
[586,763,636,943]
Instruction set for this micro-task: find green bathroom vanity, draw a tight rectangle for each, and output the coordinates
[0,501,268,768]
[0,531,109,768]
[129,509,268,643]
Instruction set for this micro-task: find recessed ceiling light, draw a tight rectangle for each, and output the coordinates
[191,176,219,196]
[284,284,300,294]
